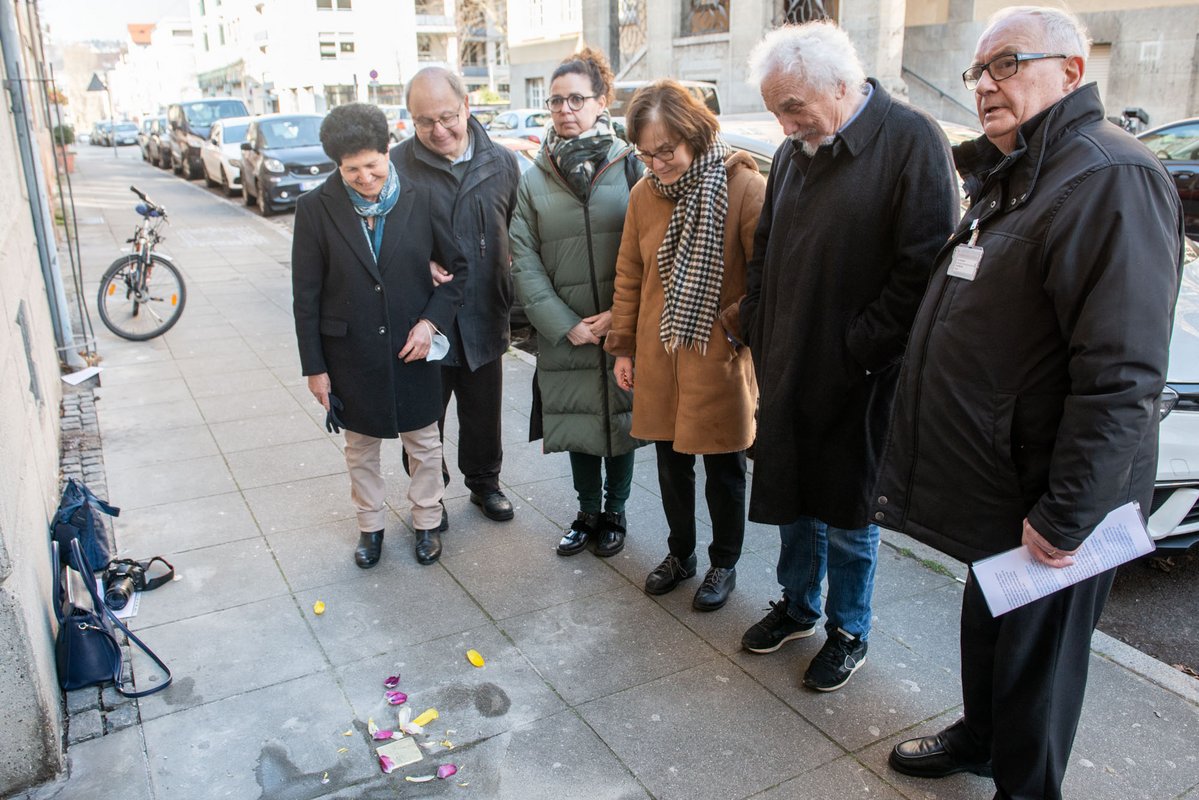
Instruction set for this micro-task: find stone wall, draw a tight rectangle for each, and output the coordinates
[0,21,68,795]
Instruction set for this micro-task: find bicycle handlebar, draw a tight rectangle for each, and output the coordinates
[130,186,166,217]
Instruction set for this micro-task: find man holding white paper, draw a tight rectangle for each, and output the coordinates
[870,6,1184,799]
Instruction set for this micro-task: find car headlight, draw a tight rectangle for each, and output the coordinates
[264,157,286,174]
[229,158,241,168]
[1160,385,1180,420]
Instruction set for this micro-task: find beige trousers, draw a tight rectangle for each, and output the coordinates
[343,423,444,531]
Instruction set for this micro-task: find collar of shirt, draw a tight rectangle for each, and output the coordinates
[838,82,875,135]
[450,128,475,165]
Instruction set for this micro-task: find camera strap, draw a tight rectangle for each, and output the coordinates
[104,556,175,593]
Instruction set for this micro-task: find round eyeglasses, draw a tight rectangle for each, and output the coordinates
[545,94,596,112]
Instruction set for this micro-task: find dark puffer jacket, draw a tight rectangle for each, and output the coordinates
[872,85,1185,563]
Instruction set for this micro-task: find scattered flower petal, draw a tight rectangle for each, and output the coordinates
[383,675,400,689]
[313,600,326,615]
[320,771,330,784]
[397,707,412,726]
[337,748,348,754]
[441,739,454,749]
[437,764,458,779]
[400,722,424,736]
[458,782,470,787]
[341,729,353,737]
[466,649,485,668]
[405,775,435,783]
[367,717,379,736]
[412,708,439,728]
[385,691,408,705]
[373,729,395,741]
[418,741,436,750]
[379,754,397,774]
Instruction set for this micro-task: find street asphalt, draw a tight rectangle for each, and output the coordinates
[17,144,1199,800]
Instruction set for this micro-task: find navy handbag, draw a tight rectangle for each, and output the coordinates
[51,478,118,572]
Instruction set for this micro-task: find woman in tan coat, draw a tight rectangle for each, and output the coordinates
[605,80,765,611]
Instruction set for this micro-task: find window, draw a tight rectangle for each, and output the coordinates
[1139,123,1199,161]
[417,34,433,61]
[337,0,352,7]
[319,33,336,59]
[319,32,354,59]
[203,31,209,51]
[198,0,206,14]
[682,0,729,35]
[526,77,545,110]
[316,0,332,7]
[779,0,836,24]
[339,39,355,55]
[461,41,485,67]
[218,24,225,45]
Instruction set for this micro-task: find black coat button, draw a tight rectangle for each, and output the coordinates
[378,326,386,335]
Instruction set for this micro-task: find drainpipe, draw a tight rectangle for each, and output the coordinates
[0,0,88,369]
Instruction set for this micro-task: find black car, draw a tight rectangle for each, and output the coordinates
[1138,117,1199,236]
[139,116,165,161]
[240,113,332,216]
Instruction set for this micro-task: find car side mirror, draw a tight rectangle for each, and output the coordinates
[241,141,252,151]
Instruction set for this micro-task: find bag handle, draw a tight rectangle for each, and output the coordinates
[51,541,65,626]
[69,539,172,698]
[68,477,121,518]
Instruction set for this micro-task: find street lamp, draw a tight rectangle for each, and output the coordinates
[86,71,117,158]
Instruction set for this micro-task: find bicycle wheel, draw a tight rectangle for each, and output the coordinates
[96,254,187,340]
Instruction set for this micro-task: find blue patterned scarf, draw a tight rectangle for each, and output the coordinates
[343,161,400,259]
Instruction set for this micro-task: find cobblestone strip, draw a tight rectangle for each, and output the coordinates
[58,382,139,747]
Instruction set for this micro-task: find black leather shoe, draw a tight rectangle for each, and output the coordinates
[693,566,736,611]
[558,512,599,556]
[889,728,992,779]
[354,530,384,569]
[438,503,449,532]
[594,511,626,557]
[471,490,514,521]
[414,529,442,565]
[644,553,697,594]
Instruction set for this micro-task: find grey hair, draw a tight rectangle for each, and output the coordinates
[746,21,866,95]
[405,66,468,106]
[984,6,1092,59]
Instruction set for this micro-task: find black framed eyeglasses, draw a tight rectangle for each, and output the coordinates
[546,94,595,112]
[634,142,679,166]
[413,112,461,132]
[962,52,1068,90]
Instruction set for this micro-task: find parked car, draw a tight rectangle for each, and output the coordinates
[1138,117,1199,236]
[148,118,172,169]
[240,113,332,217]
[167,97,250,180]
[111,121,139,146]
[377,105,412,143]
[469,105,506,128]
[610,79,722,118]
[90,120,112,146]
[495,135,538,174]
[201,116,251,197]
[1151,236,1199,551]
[486,108,551,144]
[139,116,166,161]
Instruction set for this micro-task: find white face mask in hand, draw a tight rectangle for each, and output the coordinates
[426,331,450,361]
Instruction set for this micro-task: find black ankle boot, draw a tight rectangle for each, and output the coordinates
[594,511,627,557]
[355,530,384,568]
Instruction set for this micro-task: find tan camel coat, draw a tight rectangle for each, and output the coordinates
[605,150,765,455]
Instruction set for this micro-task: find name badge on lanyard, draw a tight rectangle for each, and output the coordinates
[948,219,983,281]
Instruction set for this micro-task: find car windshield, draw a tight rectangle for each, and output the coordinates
[222,124,248,144]
[1140,124,1199,161]
[116,123,139,133]
[525,112,551,128]
[184,100,249,128]
[260,117,323,148]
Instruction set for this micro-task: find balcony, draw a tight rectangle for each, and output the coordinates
[461,65,488,77]
[415,14,454,30]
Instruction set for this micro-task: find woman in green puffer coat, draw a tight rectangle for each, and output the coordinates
[510,47,644,560]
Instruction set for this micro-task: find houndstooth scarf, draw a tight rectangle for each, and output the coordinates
[649,138,733,354]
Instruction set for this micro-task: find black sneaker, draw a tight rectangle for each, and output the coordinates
[803,628,867,692]
[741,599,816,653]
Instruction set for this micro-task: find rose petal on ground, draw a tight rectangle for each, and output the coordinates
[372,729,395,741]
[385,691,408,705]
[379,754,397,774]
[405,775,435,783]
[313,600,326,615]
[367,717,379,736]
[337,747,348,754]
[400,722,424,735]
[412,708,439,728]
[383,675,400,689]
[437,764,458,779]
[466,649,485,668]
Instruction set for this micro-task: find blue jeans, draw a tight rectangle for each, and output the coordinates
[777,516,879,640]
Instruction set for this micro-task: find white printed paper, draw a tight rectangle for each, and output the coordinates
[972,502,1154,617]
[62,366,102,385]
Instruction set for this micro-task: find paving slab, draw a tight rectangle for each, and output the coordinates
[579,659,843,800]
[242,473,355,534]
[265,511,407,592]
[24,725,151,800]
[95,395,205,436]
[501,584,719,705]
[101,422,221,472]
[184,366,284,399]
[225,436,347,489]
[194,384,305,425]
[112,489,261,555]
[872,582,966,678]
[95,360,183,388]
[750,754,908,799]
[207,408,326,454]
[94,377,193,409]
[105,453,237,510]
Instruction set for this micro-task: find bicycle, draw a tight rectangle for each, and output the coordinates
[96,186,187,340]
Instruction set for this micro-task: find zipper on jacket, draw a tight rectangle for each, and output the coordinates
[477,197,486,255]
[582,201,614,458]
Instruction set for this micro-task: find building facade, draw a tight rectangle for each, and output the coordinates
[507,0,582,109]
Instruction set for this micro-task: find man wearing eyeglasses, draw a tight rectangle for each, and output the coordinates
[390,67,522,524]
[877,8,1184,798]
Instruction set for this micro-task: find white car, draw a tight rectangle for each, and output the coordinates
[201,116,251,197]
[1150,237,1199,551]
[486,108,552,144]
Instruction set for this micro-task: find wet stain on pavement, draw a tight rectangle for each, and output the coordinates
[160,676,203,707]
[433,681,511,718]
[254,741,350,800]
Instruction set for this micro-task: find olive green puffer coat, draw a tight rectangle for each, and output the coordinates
[510,139,642,457]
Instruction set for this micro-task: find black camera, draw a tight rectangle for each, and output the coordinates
[103,560,147,610]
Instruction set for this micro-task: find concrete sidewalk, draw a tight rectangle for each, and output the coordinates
[21,146,1199,800]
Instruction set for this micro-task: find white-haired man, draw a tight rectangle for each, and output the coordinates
[739,22,956,691]
[877,7,1183,797]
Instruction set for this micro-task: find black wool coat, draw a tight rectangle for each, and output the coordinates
[292,171,468,438]
[390,118,521,371]
[872,85,1185,562]
[741,80,957,529]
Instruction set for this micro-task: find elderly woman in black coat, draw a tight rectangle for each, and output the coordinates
[292,103,468,567]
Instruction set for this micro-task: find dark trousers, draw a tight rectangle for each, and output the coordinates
[569,451,635,514]
[656,441,747,569]
[402,356,504,493]
[948,567,1115,800]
